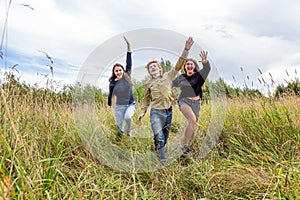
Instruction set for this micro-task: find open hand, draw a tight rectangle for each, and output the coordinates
[123,36,131,52]
[185,37,194,51]
[199,51,208,64]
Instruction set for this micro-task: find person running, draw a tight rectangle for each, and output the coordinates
[137,37,194,163]
[108,36,136,137]
[172,51,211,155]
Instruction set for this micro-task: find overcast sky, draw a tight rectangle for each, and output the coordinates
[1,0,300,94]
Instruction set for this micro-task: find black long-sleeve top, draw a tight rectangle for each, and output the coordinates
[172,61,211,99]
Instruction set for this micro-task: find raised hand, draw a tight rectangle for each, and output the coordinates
[185,37,194,51]
[199,51,208,64]
[123,36,131,52]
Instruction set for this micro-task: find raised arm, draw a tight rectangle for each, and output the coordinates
[185,37,194,51]
[198,51,211,80]
[124,36,131,52]
[173,37,194,71]
[200,50,208,64]
[167,37,194,80]
[124,36,132,74]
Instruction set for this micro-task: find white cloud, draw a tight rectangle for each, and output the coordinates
[0,0,299,94]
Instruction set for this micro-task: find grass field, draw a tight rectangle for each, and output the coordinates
[1,80,300,199]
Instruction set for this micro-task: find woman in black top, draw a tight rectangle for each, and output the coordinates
[172,51,211,155]
[108,36,136,136]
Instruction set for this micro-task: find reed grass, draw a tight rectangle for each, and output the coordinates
[0,79,299,199]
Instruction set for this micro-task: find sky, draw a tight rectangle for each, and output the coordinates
[0,0,300,94]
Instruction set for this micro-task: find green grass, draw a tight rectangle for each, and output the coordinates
[1,83,300,199]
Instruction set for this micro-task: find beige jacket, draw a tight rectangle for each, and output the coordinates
[140,49,189,115]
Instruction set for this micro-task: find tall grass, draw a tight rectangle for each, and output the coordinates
[1,78,299,199]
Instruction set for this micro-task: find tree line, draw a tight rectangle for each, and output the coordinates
[1,60,299,106]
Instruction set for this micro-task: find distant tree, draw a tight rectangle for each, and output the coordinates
[160,58,172,73]
[274,80,300,98]
[241,88,263,98]
[202,78,263,101]
[133,80,147,103]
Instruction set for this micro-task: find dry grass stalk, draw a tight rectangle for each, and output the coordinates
[0,170,14,200]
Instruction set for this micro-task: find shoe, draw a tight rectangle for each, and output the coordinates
[115,131,123,141]
[182,145,190,155]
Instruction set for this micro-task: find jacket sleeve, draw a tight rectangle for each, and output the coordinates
[140,84,151,115]
[167,49,189,79]
[107,83,114,106]
[199,61,211,80]
[125,52,132,76]
[172,76,180,88]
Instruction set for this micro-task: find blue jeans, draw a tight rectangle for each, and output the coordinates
[115,103,136,134]
[150,107,172,161]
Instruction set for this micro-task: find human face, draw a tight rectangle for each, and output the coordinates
[114,66,124,80]
[185,60,195,76]
[148,63,161,78]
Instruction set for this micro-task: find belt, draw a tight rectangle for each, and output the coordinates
[152,106,172,112]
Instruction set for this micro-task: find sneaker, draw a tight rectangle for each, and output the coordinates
[182,145,190,155]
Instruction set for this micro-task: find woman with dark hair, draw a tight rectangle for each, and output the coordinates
[108,36,136,137]
[172,51,211,155]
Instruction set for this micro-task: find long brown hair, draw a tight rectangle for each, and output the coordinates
[109,63,133,85]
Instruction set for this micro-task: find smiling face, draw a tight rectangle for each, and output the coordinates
[114,65,124,80]
[184,58,199,76]
[146,60,162,78]
[185,60,195,75]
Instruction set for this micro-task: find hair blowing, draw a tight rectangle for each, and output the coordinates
[109,63,133,85]
[183,58,199,74]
